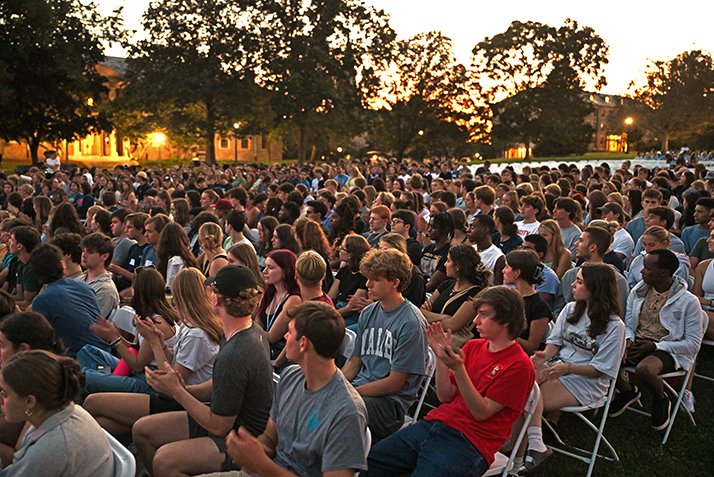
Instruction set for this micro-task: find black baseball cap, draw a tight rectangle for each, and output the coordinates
[204,265,258,298]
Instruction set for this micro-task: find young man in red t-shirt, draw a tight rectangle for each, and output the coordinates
[361,286,535,477]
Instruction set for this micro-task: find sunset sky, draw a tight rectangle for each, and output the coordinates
[98,0,714,96]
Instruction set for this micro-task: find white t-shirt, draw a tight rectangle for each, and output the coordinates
[476,244,504,275]
[611,228,635,261]
[516,220,540,237]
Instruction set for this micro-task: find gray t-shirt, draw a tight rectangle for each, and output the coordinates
[272,365,368,476]
[560,224,582,260]
[6,404,113,477]
[352,300,428,412]
[688,236,714,262]
[112,236,137,265]
[77,272,120,319]
[547,302,625,406]
[173,324,220,386]
[211,323,273,437]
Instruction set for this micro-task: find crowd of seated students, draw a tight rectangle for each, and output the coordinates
[0,155,710,475]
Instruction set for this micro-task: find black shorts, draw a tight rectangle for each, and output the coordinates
[186,414,240,472]
[149,394,185,415]
[626,340,676,373]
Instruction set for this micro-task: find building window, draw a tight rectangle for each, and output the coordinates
[261,134,267,149]
[241,137,249,149]
[219,138,230,149]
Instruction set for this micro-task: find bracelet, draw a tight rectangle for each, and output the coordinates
[709,299,713,308]
[109,337,122,348]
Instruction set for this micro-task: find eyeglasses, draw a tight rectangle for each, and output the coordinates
[390,219,404,226]
[339,246,348,252]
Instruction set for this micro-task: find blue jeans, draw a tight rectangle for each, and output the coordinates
[336,301,360,327]
[361,420,489,477]
[77,345,155,395]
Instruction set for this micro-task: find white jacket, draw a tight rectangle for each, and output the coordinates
[627,251,691,290]
[625,275,706,371]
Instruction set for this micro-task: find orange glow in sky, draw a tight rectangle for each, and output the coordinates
[99,0,714,96]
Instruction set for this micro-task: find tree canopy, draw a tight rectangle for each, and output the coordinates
[472,19,609,158]
[262,0,394,163]
[363,31,482,161]
[0,0,120,163]
[629,49,714,151]
[115,0,274,164]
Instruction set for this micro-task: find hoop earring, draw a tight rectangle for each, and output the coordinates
[25,409,32,417]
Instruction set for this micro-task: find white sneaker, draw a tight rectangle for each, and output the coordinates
[682,389,695,413]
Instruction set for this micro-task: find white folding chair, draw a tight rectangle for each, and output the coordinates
[401,347,436,428]
[541,320,555,345]
[484,383,541,477]
[339,328,357,362]
[542,376,620,477]
[622,364,696,444]
[693,339,714,382]
[103,429,136,477]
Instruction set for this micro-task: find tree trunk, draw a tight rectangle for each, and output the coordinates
[661,134,669,152]
[523,132,531,160]
[298,121,307,165]
[29,135,41,165]
[205,102,216,165]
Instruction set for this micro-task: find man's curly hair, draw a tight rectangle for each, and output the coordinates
[359,248,412,292]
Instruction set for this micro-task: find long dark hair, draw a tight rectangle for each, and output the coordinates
[49,202,85,237]
[254,249,301,318]
[258,216,279,256]
[494,206,518,237]
[172,198,190,227]
[294,217,331,265]
[131,267,178,325]
[274,224,301,256]
[327,202,356,256]
[157,223,199,278]
[566,263,621,338]
[626,189,643,218]
[449,244,490,288]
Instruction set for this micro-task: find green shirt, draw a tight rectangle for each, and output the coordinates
[16,260,42,293]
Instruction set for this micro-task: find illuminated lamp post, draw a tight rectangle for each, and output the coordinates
[624,117,633,153]
[154,133,166,162]
[233,123,240,163]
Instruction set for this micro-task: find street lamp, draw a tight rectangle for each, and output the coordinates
[336,146,343,154]
[233,123,240,163]
[418,130,424,136]
[154,133,166,161]
[624,117,633,153]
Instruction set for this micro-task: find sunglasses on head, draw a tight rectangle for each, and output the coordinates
[134,264,157,274]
